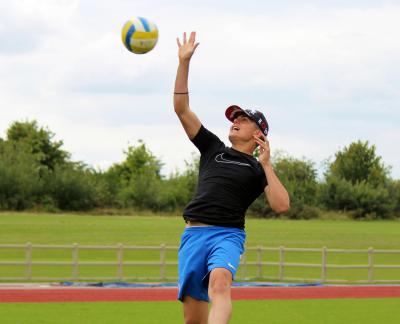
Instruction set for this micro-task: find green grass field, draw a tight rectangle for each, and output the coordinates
[1,299,400,324]
[0,213,399,282]
[1,213,399,324]
[1,212,399,247]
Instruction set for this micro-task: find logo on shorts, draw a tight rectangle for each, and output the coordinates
[228,262,236,270]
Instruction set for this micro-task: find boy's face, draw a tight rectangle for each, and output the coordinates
[228,113,261,145]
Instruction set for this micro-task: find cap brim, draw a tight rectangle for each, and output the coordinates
[225,105,252,122]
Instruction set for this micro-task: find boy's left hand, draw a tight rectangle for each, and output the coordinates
[253,134,271,167]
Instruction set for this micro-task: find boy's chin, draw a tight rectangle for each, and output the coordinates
[228,133,236,143]
[228,133,245,144]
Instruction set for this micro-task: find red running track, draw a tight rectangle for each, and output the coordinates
[1,286,400,303]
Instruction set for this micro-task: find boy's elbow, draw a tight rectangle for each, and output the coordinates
[174,102,188,116]
[173,103,181,115]
[265,187,290,214]
[273,201,290,214]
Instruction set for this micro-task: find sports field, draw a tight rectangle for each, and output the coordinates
[1,213,399,248]
[0,213,399,282]
[1,213,399,323]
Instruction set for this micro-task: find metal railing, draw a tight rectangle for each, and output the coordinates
[0,243,399,283]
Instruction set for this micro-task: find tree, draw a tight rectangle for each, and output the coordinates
[0,120,105,211]
[387,180,400,217]
[328,140,389,187]
[6,120,69,172]
[157,153,200,211]
[321,140,394,218]
[273,155,319,205]
[45,163,97,211]
[108,140,164,209]
[0,141,42,210]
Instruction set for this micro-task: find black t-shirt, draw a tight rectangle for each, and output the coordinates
[183,125,268,229]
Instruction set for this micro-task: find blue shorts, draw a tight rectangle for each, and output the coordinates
[178,226,246,302]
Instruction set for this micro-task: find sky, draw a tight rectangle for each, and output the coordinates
[0,0,399,178]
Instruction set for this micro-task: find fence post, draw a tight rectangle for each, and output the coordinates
[257,246,263,278]
[279,246,285,281]
[160,244,166,280]
[117,243,124,281]
[72,243,79,280]
[368,247,374,283]
[25,242,32,280]
[321,246,327,283]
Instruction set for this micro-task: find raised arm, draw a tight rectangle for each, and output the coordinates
[174,32,201,140]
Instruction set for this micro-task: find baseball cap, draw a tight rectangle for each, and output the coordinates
[225,105,269,136]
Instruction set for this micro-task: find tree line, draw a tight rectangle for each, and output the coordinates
[0,120,399,219]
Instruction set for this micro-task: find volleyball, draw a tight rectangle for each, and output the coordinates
[121,17,158,54]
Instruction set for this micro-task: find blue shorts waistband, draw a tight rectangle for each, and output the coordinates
[184,225,245,234]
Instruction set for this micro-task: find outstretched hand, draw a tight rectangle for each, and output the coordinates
[253,134,271,167]
[177,32,199,62]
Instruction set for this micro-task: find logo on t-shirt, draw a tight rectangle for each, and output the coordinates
[215,153,251,167]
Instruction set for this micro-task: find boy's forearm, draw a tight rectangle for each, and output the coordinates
[174,60,190,114]
[262,163,290,213]
[174,60,190,92]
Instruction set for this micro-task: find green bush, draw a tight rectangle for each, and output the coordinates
[46,164,97,211]
[319,176,394,219]
[283,202,320,220]
[88,170,116,208]
[273,155,319,206]
[109,141,163,210]
[0,142,42,210]
[155,155,199,212]
[249,197,320,220]
[248,195,273,217]
[387,180,400,217]
[117,173,160,209]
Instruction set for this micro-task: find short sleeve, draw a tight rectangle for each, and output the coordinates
[191,125,224,155]
[257,167,268,194]
[260,176,268,191]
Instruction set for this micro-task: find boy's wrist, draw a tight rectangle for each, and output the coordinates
[178,57,191,65]
[262,161,273,171]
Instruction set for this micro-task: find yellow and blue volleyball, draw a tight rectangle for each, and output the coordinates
[121,17,158,54]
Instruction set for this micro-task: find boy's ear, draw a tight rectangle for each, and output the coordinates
[255,129,263,138]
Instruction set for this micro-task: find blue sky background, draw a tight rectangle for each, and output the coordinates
[1,0,399,178]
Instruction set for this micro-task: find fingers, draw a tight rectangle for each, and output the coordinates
[189,31,196,44]
[190,32,200,50]
[253,134,265,144]
[253,135,269,148]
[177,32,197,45]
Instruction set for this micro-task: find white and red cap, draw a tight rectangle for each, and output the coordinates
[225,105,269,136]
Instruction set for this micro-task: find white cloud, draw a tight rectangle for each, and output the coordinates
[0,0,78,54]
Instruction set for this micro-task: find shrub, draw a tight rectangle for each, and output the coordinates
[0,142,42,210]
[320,176,394,219]
[46,164,97,211]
